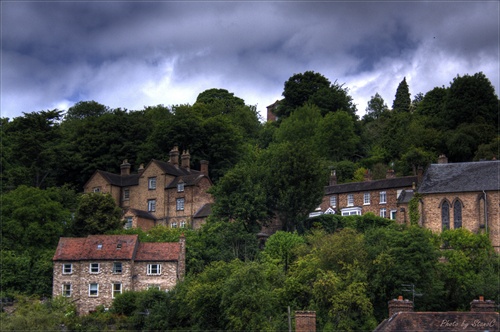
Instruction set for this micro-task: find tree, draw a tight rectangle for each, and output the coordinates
[363,93,389,121]
[72,193,123,236]
[261,231,305,272]
[392,77,411,113]
[64,100,110,121]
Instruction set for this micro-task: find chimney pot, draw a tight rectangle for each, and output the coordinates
[438,154,448,164]
[169,146,179,167]
[181,150,190,169]
[388,296,413,317]
[120,160,131,176]
[329,169,337,186]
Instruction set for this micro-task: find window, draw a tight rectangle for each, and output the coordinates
[147,264,161,275]
[442,200,450,230]
[90,263,100,274]
[180,221,186,228]
[148,177,157,190]
[379,191,387,204]
[123,188,130,200]
[97,244,102,250]
[113,262,122,273]
[347,194,354,207]
[148,199,156,212]
[341,207,362,216]
[176,198,185,211]
[112,283,122,298]
[380,208,387,218]
[330,195,337,208]
[62,284,72,297]
[177,183,185,192]
[453,200,462,229]
[89,283,99,297]
[364,192,371,205]
[93,187,101,193]
[124,217,133,229]
[171,222,178,228]
[62,263,72,274]
[390,210,397,220]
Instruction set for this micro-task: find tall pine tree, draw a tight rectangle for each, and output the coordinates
[392,77,411,113]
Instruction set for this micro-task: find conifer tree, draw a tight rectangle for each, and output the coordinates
[392,77,411,113]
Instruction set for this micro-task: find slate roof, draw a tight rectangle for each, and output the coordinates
[135,242,181,261]
[374,311,499,331]
[53,234,181,262]
[95,170,140,187]
[166,173,206,188]
[418,160,500,194]
[127,208,156,220]
[325,176,418,195]
[397,189,414,204]
[193,203,213,218]
[152,159,202,177]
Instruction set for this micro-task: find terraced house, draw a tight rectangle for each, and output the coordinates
[83,146,213,230]
[52,234,185,314]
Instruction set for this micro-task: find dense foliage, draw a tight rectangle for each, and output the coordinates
[1,72,499,330]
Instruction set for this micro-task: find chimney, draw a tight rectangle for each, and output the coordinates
[181,150,190,169]
[386,169,395,179]
[137,163,145,175]
[438,154,448,164]
[470,296,496,312]
[295,311,316,332]
[388,296,414,317]
[417,166,423,185]
[200,160,209,177]
[120,160,131,176]
[169,146,179,167]
[329,169,337,186]
[178,234,186,281]
[364,169,372,182]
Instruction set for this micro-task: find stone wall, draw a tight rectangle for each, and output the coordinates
[133,261,179,291]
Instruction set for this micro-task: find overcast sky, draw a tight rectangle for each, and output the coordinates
[1,1,499,121]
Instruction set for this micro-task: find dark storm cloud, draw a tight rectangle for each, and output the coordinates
[1,1,498,119]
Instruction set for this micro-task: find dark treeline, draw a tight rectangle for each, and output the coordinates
[1,72,499,331]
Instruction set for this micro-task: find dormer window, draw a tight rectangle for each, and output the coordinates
[116,243,122,249]
[97,244,102,250]
[177,182,185,192]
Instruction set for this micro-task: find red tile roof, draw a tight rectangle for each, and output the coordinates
[135,242,181,261]
[53,234,181,262]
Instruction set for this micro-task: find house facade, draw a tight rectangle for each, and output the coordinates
[52,234,185,314]
[417,158,500,252]
[317,169,419,222]
[83,146,213,230]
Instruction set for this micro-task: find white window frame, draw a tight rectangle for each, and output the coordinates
[347,194,354,207]
[363,192,370,205]
[180,221,186,228]
[176,198,185,211]
[62,263,72,274]
[330,195,337,208]
[89,283,99,297]
[123,188,130,200]
[93,187,101,193]
[62,284,72,297]
[341,207,362,216]
[171,222,178,228]
[147,264,161,275]
[112,283,122,298]
[113,262,122,274]
[380,191,387,204]
[89,263,100,274]
[124,217,133,229]
[148,177,157,190]
[148,199,156,212]
[177,183,185,192]
[390,210,397,220]
[380,208,387,218]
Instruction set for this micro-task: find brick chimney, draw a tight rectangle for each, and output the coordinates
[178,234,186,281]
[200,160,209,177]
[470,296,496,312]
[438,154,448,164]
[169,146,179,167]
[417,166,423,185]
[137,163,145,175]
[295,311,316,332]
[388,296,414,317]
[329,169,337,186]
[120,160,131,176]
[181,150,190,169]
[386,169,395,179]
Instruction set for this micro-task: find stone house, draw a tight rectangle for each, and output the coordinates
[317,169,419,222]
[374,296,499,331]
[52,234,185,314]
[417,157,500,252]
[83,146,213,230]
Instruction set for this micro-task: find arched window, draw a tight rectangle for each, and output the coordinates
[441,200,450,230]
[453,200,462,229]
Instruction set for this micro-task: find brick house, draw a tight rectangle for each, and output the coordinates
[417,158,500,252]
[52,234,185,314]
[374,296,499,331]
[83,146,213,230]
[317,169,419,222]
